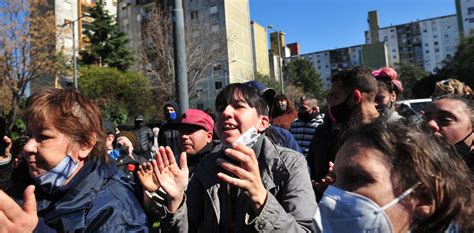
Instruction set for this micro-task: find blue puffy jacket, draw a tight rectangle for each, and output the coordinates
[32,158,149,232]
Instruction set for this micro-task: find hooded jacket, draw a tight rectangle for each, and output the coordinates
[159,101,182,156]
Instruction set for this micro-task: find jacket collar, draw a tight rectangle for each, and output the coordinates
[40,159,119,231]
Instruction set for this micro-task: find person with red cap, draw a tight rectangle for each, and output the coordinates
[136,109,221,226]
[161,109,221,175]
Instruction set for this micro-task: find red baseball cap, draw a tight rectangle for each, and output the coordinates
[168,109,214,134]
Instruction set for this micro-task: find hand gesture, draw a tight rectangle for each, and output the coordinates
[216,144,268,213]
[1,136,12,158]
[0,185,38,232]
[152,146,188,212]
[312,161,335,193]
[137,162,160,192]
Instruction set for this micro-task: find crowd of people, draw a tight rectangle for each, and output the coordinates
[0,66,472,232]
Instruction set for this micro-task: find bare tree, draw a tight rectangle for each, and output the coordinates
[139,4,228,108]
[0,0,58,130]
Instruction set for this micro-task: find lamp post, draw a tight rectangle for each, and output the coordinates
[60,16,84,90]
[267,25,285,94]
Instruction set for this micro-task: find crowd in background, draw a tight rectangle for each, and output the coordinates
[0,66,472,232]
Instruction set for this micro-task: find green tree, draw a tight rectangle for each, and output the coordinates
[437,36,474,88]
[284,58,324,99]
[80,1,134,71]
[78,65,156,125]
[395,62,428,99]
[255,72,279,91]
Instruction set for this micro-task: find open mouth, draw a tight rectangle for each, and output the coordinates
[223,123,237,130]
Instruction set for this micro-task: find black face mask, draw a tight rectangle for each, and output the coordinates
[117,144,130,157]
[298,111,316,122]
[454,131,473,156]
[329,92,356,124]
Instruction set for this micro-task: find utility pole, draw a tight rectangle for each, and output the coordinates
[60,16,83,90]
[173,0,189,112]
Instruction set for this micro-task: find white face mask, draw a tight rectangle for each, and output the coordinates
[313,184,418,233]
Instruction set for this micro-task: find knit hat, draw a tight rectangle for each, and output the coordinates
[117,131,138,149]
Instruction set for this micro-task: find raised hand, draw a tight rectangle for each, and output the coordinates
[216,143,268,213]
[312,161,335,193]
[0,185,38,232]
[152,146,188,212]
[137,162,160,192]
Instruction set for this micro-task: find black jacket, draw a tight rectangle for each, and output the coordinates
[133,125,153,156]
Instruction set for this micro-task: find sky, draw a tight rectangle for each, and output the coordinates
[249,0,457,54]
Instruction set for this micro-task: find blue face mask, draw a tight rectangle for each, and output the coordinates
[168,112,177,121]
[314,184,418,233]
[33,155,80,194]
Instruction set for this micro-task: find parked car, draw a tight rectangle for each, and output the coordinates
[395,98,432,118]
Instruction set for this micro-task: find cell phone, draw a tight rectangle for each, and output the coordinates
[233,126,260,148]
[221,126,260,167]
[0,117,6,155]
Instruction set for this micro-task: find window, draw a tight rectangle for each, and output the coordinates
[425,50,430,54]
[469,18,474,23]
[435,48,440,52]
[468,7,474,15]
[434,41,438,45]
[211,24,219,32]
[215,81,222,90]
[191,10,198,20]
[209,5,218,14]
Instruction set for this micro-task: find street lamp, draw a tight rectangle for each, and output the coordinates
[267,25,285,94]
[60,16,84,90]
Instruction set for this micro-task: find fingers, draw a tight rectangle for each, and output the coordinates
[224,148,253,169]
[3,136,12,155]
[0,188,28,221]
[160,146,170,167]
[22,185,37,215]
[217,172,244,187]
[178,151,187,171]
[231,143,256,162]
[164,146,176,165]
[217,158,250,179]
[154,148,165,172]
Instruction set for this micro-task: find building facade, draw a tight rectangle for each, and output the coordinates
[251,21,270,76]
[298,42,389,90]
[456,0,474,37]
[366,11,459,73]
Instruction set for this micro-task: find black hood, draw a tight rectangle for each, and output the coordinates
[163,100,180,122]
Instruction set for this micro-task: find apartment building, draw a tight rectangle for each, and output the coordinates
[298,42,389,90]
[366,10,459,73]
